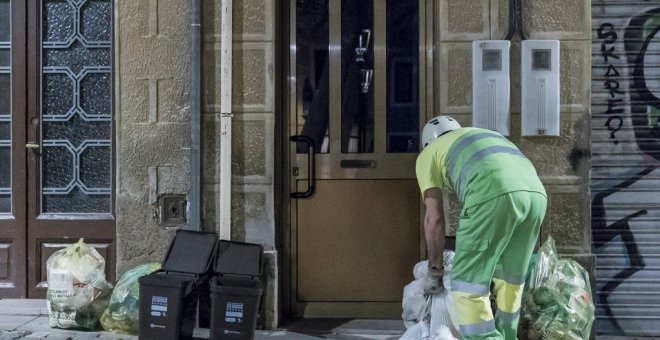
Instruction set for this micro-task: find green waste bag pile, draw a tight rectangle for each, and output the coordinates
[522,237,595,340]
[100,262,161,334]
[46,239,113,330]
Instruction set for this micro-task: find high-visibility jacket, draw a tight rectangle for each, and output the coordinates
[416,127,546,208]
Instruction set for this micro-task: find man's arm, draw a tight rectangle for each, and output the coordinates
[423,188,445,270]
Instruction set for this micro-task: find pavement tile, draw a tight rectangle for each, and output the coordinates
[16,317,52,333]
[0,316,39,331]
[0,300,48,316]
[331,320,404,336]
[24,332,54,340]
[254,331,324,339]
[0,331,31,340]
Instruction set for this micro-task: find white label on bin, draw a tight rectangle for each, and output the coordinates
[225,302,244,323]
[151,296,168,317]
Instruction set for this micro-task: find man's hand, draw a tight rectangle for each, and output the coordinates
[423,266,444,295]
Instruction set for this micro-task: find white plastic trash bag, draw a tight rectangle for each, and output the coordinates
[401,251,460,340]
[402,279,427,328]
[400,318,431,340]
[430,293,459,340]
[46,239,113,330]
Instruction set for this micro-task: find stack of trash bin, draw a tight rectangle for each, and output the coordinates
[138,230,265,340]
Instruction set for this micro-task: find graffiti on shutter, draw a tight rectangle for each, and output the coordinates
[592,0,660,336]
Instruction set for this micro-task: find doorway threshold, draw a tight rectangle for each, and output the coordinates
[277,319,405,339]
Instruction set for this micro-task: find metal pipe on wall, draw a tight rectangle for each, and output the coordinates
[218,0,233,240]
[189,0,202,231]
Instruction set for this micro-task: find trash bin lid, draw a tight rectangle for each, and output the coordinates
[162,230,218,274]
[213,240,263,278]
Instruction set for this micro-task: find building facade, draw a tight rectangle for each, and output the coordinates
[2,0,660,336]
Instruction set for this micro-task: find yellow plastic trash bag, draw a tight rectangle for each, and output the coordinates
[522,236,595,340]
[100,263,161,334]
[46,238,113,330]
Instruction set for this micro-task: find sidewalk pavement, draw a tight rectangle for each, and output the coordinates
[3,299,660,339]
[0,299,404,339]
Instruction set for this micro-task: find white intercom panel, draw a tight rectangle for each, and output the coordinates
[521,40,560,136]
[472,40,511,136]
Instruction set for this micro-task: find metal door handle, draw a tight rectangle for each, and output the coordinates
[26,143,41,155]
[290,135,315,198]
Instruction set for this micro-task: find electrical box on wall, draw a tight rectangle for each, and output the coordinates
[472,40,511,136]
[521,40,560,136]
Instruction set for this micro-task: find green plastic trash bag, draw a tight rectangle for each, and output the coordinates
[522,237,595,340]
[46,239,113,330]
[100,262,161,334]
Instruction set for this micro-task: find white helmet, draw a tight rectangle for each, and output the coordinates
[421,115,461,149]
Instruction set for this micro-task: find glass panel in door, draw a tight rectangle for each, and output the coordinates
[386,0,419,153]
[297,0,329,154]
[341,0,374,153]
[41,0,112,214]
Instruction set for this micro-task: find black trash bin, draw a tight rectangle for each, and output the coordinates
[210,240,264,340]
[139,230,218,340]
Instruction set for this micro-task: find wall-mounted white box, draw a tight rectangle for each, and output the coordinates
[472,40,511,136]
[521,40,560,137]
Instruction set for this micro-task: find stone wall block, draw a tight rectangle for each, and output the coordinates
[523,0,591,40]
[508,116,585,177]
[120,124,190,166]
[118,80,149,124]
[116,195,175,275]
[231,117,268,178]
[202,115,220,183]
[560,40,590,113]
[203,0,223,41]
[439,0,490,41]
[202,184,219,232]
[232,43,274,111]
[120,40,191,79]
[439,42,472,113]
[491,0,590,40]
[541,192,591,253]
[203,42,223,112]
[230,186,275,248]
[234,0,273,41]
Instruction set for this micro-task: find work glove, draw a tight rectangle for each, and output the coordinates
[423,266,444,295]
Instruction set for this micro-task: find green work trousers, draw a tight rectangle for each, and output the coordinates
[450,190,547,340]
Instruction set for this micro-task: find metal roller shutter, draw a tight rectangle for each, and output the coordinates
[592,0,660,336]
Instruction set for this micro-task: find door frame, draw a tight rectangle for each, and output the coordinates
[278,0,436,319]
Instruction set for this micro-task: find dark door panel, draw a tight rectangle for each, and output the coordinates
[0,0,27,298]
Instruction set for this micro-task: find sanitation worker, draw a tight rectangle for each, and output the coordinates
[416,115,547,340]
